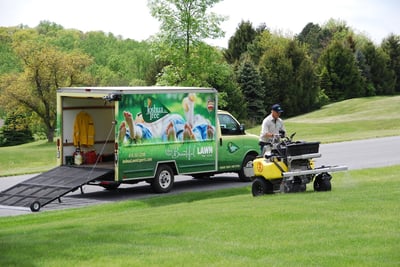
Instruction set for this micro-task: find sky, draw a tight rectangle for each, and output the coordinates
[1,0,399,47]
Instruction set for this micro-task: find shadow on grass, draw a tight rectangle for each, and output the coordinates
[138,186,251,207]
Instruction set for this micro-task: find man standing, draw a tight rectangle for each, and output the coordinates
[259,104,285,153]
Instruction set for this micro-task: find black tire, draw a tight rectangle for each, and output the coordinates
[152,165,174,193]
[252,177,273,196]
[238,154,256,182]
[30,201,41,212]
[313,173,332,192]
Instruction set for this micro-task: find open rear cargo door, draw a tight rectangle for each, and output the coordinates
[0,166,114,212]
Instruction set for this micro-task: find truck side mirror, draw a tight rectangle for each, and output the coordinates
[240,124,245,134]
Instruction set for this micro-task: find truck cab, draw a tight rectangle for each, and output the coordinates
[215,110,259,181]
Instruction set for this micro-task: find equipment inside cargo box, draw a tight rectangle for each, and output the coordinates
[59,96,116,167]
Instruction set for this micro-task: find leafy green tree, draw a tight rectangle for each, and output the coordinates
[236,58,264,123]
[77,31,154,86]
[0,27,22,75]
[79,31,112,66]
[148,0,226,57]
[33,21,155,86]
[152,42,246,117]
[36,20,64,36]
[148,0,226,85]
[0,29,93,142]
[323,19,352,43]
[146,0,246,116]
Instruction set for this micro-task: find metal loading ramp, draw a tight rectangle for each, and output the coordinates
[0,166,114,212]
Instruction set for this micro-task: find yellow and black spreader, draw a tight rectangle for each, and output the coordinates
[246,133,348,196]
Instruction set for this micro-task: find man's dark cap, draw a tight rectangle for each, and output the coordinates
[272,104,283,113]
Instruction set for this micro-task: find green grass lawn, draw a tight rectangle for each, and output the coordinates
[0,140,56,176]
[0,166,399,266]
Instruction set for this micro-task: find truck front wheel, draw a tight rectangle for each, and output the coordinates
[152,165,174,193]
[238,154,256,182]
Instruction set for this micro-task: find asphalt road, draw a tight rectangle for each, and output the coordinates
[1,136,399,217]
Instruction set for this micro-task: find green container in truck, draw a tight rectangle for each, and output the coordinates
[56,86,259,193]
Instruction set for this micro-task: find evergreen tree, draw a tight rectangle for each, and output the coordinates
[297,22,323,62]
[224,20,257,65]
[359,41,396,95]
[253,34,319,116]
[0,112,33,146]
[236,59,265,123]
[318,40,365,101]
[382,34,400,93]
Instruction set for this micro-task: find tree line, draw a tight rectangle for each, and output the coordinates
[0,0,399,145]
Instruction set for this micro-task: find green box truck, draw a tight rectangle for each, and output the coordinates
[56,87,260,193]
[0,87,261,211]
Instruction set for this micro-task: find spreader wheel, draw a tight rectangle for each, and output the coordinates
[313,173,332,191]
[252,177,273,196]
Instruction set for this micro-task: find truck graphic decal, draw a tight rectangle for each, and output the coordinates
[117,93,216,145]
[141,96,170,122]
[117,92,218,179]
[227,142,240,153]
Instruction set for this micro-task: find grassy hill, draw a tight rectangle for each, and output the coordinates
[248,96,400,143]
[0,140,56,176]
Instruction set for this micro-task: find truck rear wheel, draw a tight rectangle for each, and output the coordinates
[152,165,174,193]
[313,173,332,191]
[252,177,273,196]
[238,154,256,182]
